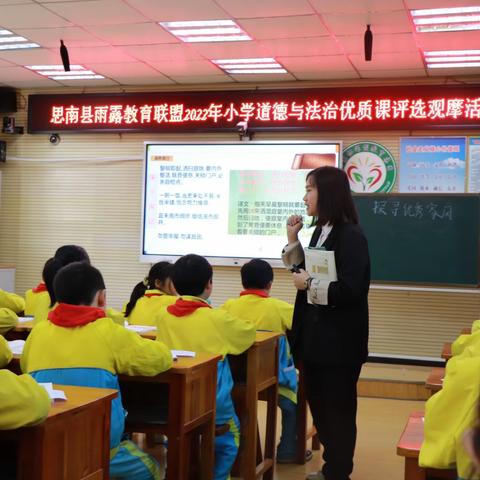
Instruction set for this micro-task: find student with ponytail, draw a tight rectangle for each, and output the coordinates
[125,262,177,326]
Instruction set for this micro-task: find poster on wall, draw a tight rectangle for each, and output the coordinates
[399,137,466,193]
[468,137,480,193]
[343,141,396,193]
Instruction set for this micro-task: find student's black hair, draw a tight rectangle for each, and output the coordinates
[43,257,63,307]
[53,262,105,306]
[306,166,359,227]
[241,258,273,290]
[124,261,173,317]
[43,245,91,307]
[172,254,212,297]
[54,245,91,265]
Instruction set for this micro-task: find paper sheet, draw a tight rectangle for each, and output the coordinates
[125,325,157,333]
[171,350,196,358]
[7,340,25,355]
[38,383,67,401]
[17,316,33,323]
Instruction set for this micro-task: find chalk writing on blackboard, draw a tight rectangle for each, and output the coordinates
[372,201,453,221]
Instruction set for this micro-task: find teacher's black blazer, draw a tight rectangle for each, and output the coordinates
[289,222,370,367]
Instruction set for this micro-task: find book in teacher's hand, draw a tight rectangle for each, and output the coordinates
[304,247,337,282]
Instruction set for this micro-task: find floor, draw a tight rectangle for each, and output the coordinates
[266,396,425,480]
[142,395,425,479]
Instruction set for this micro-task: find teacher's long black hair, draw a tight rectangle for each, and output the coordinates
[306,166,358,227]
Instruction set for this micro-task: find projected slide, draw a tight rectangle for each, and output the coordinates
[142,142,340,265]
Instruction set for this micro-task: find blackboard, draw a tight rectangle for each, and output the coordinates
[353,194,480,286]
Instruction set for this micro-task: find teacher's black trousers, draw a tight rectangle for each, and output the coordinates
[303,363,362,480]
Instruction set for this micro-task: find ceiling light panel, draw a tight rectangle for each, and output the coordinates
[0,26,39,50]
[424,49,480,68]
[213,57,288,74]
[160,19,251,42]
[26,64,105,80]
[411,6,480,32]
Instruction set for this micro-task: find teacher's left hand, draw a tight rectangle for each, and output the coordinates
[292,269,310,290]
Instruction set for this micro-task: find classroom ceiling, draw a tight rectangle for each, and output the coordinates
[0,0,479,89]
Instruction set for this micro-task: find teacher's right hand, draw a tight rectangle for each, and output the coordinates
[286,214,303,244]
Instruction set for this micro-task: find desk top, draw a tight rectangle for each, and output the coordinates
[13,320,34,332]
[168,352,221,373]
[45,385,118,420]
[425,367,444,391]
[441,342,452,360]
[253,331,281,345]
[396,411,424,458]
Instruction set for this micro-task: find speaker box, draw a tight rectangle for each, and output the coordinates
[0,88,16,113]
[0,141,6,162]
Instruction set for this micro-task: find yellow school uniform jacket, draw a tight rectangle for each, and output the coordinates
[156,296,256,424]
[0,335,12,367]
[419,352,480,479]
[0,289,25,314]
[126,290,177,326]
[0,370,50,429]
[156,295,256,357]
[22,303,173,450]
[452,329,480,357]
[0,308,18,335]
[221,291,297,402]
[105,307,127,326]
[221,291,293,333]
[32,295,54,325]
[25,284,50,317]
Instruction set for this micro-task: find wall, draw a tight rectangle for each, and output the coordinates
[0,84,478,359]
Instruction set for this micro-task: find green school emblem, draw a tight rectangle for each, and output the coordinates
[343,141,396,193]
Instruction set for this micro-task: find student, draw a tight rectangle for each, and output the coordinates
[221,258,300,463]
[156,254,256,480]
[0,288,25,334]
[419,347,480,479]
[21,262,173,480]
[0,335,50,429]
[33,247,124,326]
[26,245,90,317]
[124,262,176,326]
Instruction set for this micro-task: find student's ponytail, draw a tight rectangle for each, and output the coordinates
[124,279,149,318]
[124,262,173,318]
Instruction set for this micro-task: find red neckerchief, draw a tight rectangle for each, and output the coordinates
[32,282,47,293]
[144,289,165,298]
[240,289,269,298]
[167,298,211,317]
[48,303,105,327]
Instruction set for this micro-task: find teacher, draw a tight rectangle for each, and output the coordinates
[282,166,370,480]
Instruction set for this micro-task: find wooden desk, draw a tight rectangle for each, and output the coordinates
[0,385,117,480]
[229,331,280,480]
[5,320,34,341]
[121,353,220,480]
[441,343,452,362]
[397,411,456,480]
[425,368,444,396]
